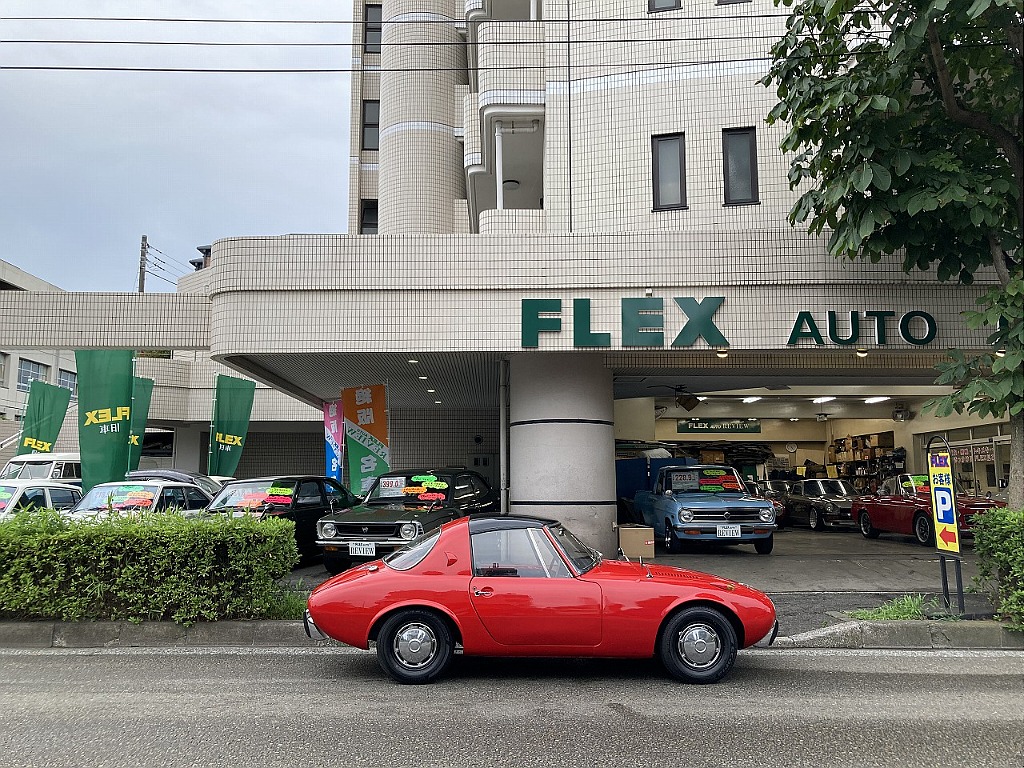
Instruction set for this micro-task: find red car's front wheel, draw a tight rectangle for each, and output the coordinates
[658,606,738,684]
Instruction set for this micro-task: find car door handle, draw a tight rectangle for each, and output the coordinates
[473,588,493,597]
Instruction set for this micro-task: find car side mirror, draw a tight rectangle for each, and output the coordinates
[663,489,673,497]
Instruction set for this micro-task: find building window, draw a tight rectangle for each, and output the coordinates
[649,0,681,11]
[362,100,380,151]
[360,200,378,234]
[723,127,759,205]
[0,353,7,386]
[17,359,49,392]
[716,0,753,4]
[652,133,686,210]
[364,5,382,54]
[58,369,77,397]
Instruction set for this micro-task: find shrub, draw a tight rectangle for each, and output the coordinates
[0,509,299,625]
[972,507,1024,631]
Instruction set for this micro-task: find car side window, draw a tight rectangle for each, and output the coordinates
[17,488,47,510]
[296,481,324,506]
[791,484,803,496]
[48,488,81,509]
[162,487,186,510]
[185,489,209,509]
[453,475,474,502]
[471,528,571,579]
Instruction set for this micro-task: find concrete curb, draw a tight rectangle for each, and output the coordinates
[773,618,1024,650]
[0,618,1021,650]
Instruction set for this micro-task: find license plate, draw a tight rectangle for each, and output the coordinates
[348,542,376,557]
[717,524,741,538]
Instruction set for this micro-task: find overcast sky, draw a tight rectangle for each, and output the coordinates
[1,1,352,292]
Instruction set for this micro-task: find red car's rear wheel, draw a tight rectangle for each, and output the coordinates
[376,609,453,684]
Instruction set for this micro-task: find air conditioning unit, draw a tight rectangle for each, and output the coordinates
[816,413,829,422]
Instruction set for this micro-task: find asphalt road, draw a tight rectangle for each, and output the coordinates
[1,646,1021,768]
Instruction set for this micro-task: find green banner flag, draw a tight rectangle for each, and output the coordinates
[75,350,135,492]
[127,377,154,472]
[19,380,72,454]
[208,374,256,477]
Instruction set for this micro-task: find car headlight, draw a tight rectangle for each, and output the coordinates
[678,509,694,523]
[399,522,420,540]
[759,508,775,523]
[321,522,336,538]
[825,502,836,513]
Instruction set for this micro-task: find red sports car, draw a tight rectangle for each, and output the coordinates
[855,473,1007,546]
[305,515,778,684]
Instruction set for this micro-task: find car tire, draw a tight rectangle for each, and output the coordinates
[665,522,684,554]
[323,555,351,576]
[658,606,738,684]
[858,510,880,539]
[753,534,774,555]
[808,508,826,531]
[913,513,935,547]
[376,609,453,684]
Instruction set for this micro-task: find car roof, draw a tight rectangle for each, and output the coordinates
[0,479,81,490]
[90,480,207,490]
[467,515,561,534]
[7,453,80,462]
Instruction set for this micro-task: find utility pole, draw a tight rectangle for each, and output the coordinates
[138,235,148,293]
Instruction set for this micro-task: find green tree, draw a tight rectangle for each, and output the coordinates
[762,0,1023,507]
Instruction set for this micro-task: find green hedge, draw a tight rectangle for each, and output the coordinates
[0,510,300,625]
[973,507,1024,631]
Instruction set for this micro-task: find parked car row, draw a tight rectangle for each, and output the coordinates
[754,474,1006,545]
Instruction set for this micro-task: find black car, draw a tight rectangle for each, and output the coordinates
[206,476,360,559]
[316,468,500,575]
[125,469,225,497]
[782,479,858,530]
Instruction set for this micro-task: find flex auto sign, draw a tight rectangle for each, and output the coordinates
[521,298,939,349]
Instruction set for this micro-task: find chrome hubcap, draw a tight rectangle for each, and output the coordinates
[393,622,437,669]
[677,623,721,669]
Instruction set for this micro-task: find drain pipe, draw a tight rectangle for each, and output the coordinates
[499,358,509,514]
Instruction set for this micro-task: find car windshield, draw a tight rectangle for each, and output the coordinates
[364,473,452,507]
[550,524,600,574]
[0,461,52,480]
[208,481,295,510]
[668,467,744,494]
[819,480,856,495]
[0,485,18,511]
[75,484,160,512]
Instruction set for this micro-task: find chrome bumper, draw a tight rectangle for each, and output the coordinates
[754,619,780,647]
[303,609,327,642]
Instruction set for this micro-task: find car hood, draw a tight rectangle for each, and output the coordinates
[673,492,772,506]
[320,502,456,524]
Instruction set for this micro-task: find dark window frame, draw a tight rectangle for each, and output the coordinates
[722,127,759,205]
[652,133,687,211]
[364,4,382,54]
[359,199,378,234]
[361,100,380,151]
[648,0,682,12]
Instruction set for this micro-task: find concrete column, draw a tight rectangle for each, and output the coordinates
[508,353,617,555]
[379,0,466,233]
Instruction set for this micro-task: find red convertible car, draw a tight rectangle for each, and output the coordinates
[855,473,1006,546]
[305,515,778,684]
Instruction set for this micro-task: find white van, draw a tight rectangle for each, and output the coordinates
[0,452,82,486]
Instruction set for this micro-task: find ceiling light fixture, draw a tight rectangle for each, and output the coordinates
[864,396,889,404]
[789,418,800,422]
[502,179,520,190]
[716,350,729,359]
[418,376,428,380]
[995,348,1007,358]
[812,396,835,404]
[408,359,418,364]
[742,396,761,403]
[855,348,868,358]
